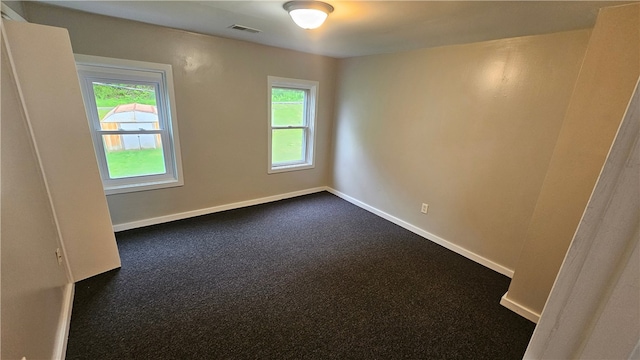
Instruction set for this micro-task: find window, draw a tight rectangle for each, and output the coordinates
[75,55,183,194]
[268,76,318,173]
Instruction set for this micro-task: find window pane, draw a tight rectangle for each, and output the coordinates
[272,129,305,164]
[102,135,166,179]
[93,82,166,179]
[272,88,305,126]
[93,82,160,130]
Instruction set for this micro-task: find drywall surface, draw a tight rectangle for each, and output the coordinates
[1,30,68,360]
[3,21,121,282]
[332,30,589,271]
[525,80,639,359]
[506,3,640,315]
[25,3,337,226]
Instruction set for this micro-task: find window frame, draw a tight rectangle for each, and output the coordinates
[75,54,183,195]
[267,76,318,174]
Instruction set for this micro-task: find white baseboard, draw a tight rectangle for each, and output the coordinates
[500,292,540,323]
[53,283,74,360]
[113,186,514,280]
[325,188,515,278]
[112,186,534,322]
[113,187,328,232]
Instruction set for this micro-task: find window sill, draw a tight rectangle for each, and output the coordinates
[104,178,184,195]
[268,163,315,174]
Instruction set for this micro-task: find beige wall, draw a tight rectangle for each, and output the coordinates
[23,1,636,326]
[525,79,639,360]
[506,3,640,315]
[332,30,590,272]
[1,32,68,360]
[25,3,337,226]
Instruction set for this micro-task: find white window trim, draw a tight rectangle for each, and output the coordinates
[75,54,183,195]
[267,76,318,174]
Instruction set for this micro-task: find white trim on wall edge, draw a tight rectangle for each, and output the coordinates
[112,187,328,232]
[326,188,515,278]
[630,339,640,360]
[500,292,540,323]
[53,283,74,360]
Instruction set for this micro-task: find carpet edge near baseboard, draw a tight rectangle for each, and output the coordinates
[112,186,514,279]
[326,188,515,279]
[112,187,329,232]
[500,292,541,323]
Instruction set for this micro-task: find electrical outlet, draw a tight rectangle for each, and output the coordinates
[421,203,429,214]
[55,248,63,266]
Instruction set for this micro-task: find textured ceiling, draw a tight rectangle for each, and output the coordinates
[37,1,635,58]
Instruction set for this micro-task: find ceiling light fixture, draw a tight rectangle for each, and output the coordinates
[283,1,334,30]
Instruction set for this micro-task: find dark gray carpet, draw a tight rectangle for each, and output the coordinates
[66,191,534,359]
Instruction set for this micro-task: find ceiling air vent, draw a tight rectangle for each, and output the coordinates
[228,24,261,34]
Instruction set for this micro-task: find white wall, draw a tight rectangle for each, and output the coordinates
[1,28,68,360]
[3,20,121,283]
[331,30,589,273]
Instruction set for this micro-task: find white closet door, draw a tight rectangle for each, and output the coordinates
[3,21,121,282]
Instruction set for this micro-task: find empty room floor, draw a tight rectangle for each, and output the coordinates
[66,192,534,359]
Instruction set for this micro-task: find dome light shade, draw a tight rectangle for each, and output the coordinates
[284,1,334,30]
[288,8,328,29]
